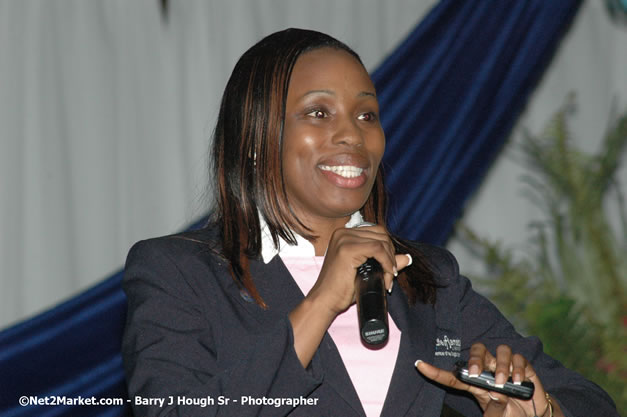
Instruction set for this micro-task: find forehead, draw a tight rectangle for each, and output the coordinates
[288,47,374,94]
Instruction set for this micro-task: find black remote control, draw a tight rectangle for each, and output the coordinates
[454,361,534,400]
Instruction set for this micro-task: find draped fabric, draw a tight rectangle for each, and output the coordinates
[0,1,581,416]
[0,272,130,417]
[0,218,208,417]
[375,0,581,244]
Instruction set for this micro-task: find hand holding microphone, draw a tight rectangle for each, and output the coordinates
[290,222,411,367]
[301,223,410,337]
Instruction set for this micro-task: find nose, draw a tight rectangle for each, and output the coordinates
[331,117,364,147]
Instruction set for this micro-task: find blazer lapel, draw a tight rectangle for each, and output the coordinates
[380,287,441,417]
[317,332,367,416]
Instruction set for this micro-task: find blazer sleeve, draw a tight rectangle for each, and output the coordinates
[121,238,323,417]
[441,249,620,417]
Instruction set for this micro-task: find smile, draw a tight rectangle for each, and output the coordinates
[318,165,364,178]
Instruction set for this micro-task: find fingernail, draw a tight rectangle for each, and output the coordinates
[469,365,479,378]
[387,282,394,294]
[405,254,412,266]
[494,383,505,389]
[393,266,398,277]
[513,373,522,385]
[415,359,423,367]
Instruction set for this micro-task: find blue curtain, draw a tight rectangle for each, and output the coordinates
[375,0,581,244]
[0,0,581,415]
[0,272,130,417]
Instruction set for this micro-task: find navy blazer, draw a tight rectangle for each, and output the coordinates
[122,226,619,417]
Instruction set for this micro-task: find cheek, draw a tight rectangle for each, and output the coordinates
[283,129,320,169]
[282,137,316,190]
[368,130,386,165]
[284,154,310,181]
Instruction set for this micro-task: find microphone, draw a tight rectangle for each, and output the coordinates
[354,222,389,345]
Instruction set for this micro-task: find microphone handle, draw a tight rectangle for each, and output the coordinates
[355,258,389,345]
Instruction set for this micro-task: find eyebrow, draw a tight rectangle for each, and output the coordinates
[302,89,377,98]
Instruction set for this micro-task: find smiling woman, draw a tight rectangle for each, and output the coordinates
[121,28,620,417]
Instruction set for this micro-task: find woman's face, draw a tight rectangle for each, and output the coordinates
[282,47,385,226]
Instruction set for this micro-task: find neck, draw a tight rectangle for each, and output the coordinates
[299,215,351,256]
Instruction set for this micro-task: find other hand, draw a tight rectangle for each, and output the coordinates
[415,343,561,417]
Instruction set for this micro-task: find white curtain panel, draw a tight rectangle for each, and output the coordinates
[1,0,626,330]
[0,0,437,329]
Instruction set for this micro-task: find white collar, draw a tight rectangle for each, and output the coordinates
[259,211,365,264]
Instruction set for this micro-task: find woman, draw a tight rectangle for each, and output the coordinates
[122,28,619,417]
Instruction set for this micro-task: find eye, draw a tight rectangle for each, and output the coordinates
[357,112,378,122]
[306,109,327,119]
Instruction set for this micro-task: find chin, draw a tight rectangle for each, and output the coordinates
[322,200,366,218]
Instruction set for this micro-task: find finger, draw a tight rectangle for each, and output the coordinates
[494,344,512,386]
[385,254,412,293]
[339,231,395,264]
[374,236,397,271]
[382,271,395,293]
[415,360,474,392]
[363,240,397,281]
[482,348,498,373]
[484,392,508,417]
[395,253,412,272]
[352,224,389,235]
[382,254,411,293]
[525,361,551,411]
[347,227,397,266]
[468,343,488,376]
[348,226,392,243]
[336,237,391,268]
[511,353,527,385]
[330,226,390,248]
[343,239,395,292]
[335,228,398,287]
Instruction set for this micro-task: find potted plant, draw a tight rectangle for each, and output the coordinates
[456,94,627,411]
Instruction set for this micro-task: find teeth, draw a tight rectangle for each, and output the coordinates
[319,165,364,178]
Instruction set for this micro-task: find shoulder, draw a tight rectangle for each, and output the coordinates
[126,223,223,266]
[123,223,229,293]
[122,223,233,308]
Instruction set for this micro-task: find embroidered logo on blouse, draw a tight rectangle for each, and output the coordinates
[435,334,461,357]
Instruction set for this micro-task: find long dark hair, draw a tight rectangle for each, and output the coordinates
[211,28,436,308]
